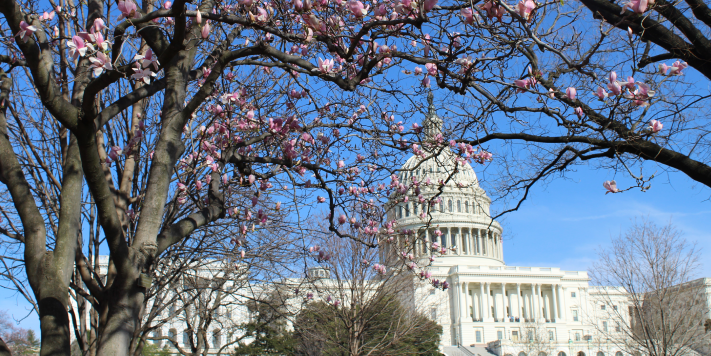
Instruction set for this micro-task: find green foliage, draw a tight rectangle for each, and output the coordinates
[232,297,296,356]
[141,343,172,356]
[293,297,443,356]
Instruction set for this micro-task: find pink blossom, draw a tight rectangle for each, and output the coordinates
[515,0,536,21]
[627,27,634,39]
[41,11,56,21]
[348,0,369,17]
[658,63,669,75]
[248,174,256,185]
[317,58,335,73]
[117,1,139,20]
[669,61,688,75]
[594,87,609,101]
[423,0,438,12]
[249,7,269,23]
[414,67,423,75]
[317,196,326,203]
[16,21,37,43]
[422,77,431,87]
[67,36,93,61]
[201,21,211,39]
[92,18,106,33]
[574,107,584,118]
[460,8,475,24]
[566,87,577,100]
[648,119,663,133]
[131,67,156,84]
[621,0,651,14]
[425,63,438,76]
[89,52,112,76]
[196,10,202,23]
[547,88,555,98]
[164,1,172,9]
[603,180,619,194]
[338,214,347,224]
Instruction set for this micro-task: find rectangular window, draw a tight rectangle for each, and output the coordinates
[615,321,621,332]
[497,331,503,340]
[476,330,482,343]
[430,289,436,295]
[528,331,533,341]
[572,310,579,322]
[431,308,437,320]
[512,331,519,342]
[571,291,576,297]
[603,321,608,332]
[601,304,606,310]
[575,332,581,341]
[549,331,554,341]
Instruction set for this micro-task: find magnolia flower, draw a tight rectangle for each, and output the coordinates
[425,63,438,76]
[16,21,37,43]
[423,0,438,12]
[627,27,634,39]
[201,21,211,39]
[566,87,577,100]
[547,88,555,99]
[574,107,584,118]
[621,0,652,14]
[669,60,688,75]
[515,0,536,21]
[67,36,93,61]
[658,63,669,75]
[92,18,107,33]
[422,77,431,87]
[117,1,139,20]
[348,0,369,17]
[594,87,609,100]
[249,7,269,23]
[648,119,663,133]
[134,48,160,70]
[461,8,475,24]
[317,58,334,73]
[89,52,112,76]
[338,214,347,224]
[196,10,202,23]
[317,196,326,203]
[603,180,619,194]
[131,67,156,84]
[41,11,56,21]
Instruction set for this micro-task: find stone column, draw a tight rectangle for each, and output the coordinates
[552,284,558,321]
[476,229,482,255]
[485,282,492,321]
[531,284,538,321]
[470,288,476,321]
[516,283,521,320]
[479,282,485,321]
[559,285,567,321]
[455,280,461,324]
[457,228,462,256]
[501,283,507,322]
[462,282,469,321]
[537,284,543,321]
[499,234,504,261]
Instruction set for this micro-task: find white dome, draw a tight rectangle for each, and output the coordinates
[399,148,479,188]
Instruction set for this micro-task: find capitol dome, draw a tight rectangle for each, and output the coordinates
[383,93,504,266]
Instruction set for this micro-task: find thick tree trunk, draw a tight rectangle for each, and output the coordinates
[0,337,11,356]
[96,272,146,356]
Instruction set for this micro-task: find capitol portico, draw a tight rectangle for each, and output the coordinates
[383,95,633,355]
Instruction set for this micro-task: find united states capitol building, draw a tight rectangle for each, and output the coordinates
[69,97,711,356]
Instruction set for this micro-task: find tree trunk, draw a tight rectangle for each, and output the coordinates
[96,272,146,356]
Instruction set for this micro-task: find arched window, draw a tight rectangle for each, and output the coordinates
[441,231,447,247]
[465,201,469,213]
[518,352,527,356]
[558,352,567,356]
[448,200,453,212]
[439,200,444,212]
[578,352,586,356]
[414,202,419,215]
[405,204,410,217]
[615,352,623,356]
[457,200,461,212]
[539,353,547,356]
[399,206,403,219]
[597,352,605,356]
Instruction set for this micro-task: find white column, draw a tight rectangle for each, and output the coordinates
[457,228,462,256]
[516,283,522,320]
[552,284,558,321]
[470,288,476,321]
[485,282,492,321]
[476,229,482,255]
[462,282,469,321]
[479,282,485,321]
[560,285,567,321]
[499,234,504,261]
[537,284,543,321]
[531,284,538,321]
[455,280,461,324]
[501,283,507,322]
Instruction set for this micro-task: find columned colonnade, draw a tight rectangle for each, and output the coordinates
[416,227,503,258]
[453,281,568,323]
